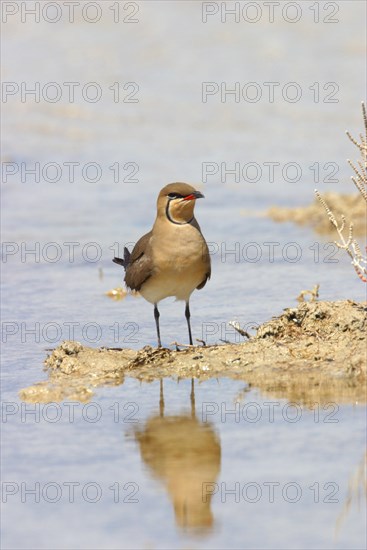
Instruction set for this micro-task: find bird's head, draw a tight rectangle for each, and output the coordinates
[157,182,204,224]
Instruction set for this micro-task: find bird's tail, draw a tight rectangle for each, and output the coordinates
[112,247,131,271]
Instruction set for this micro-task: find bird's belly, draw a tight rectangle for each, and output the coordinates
[141,236,208,303]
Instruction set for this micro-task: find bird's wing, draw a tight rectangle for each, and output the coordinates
[124,231,154,291]
[197,241,211,290]
[196,268,211,290]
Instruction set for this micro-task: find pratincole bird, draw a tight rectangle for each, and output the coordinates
[113,182,211,347]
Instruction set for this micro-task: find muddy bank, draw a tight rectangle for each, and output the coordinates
[19,300,366,405]
[268,192,366,235]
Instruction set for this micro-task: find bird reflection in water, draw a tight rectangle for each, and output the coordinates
[133,379,221,533]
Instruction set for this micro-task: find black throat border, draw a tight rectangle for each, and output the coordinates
[165,201,194,225]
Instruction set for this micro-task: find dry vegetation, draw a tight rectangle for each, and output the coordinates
[315,102,367,282]
[268,102,367,282]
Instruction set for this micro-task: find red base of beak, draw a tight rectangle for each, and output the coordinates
[183,191,204,201]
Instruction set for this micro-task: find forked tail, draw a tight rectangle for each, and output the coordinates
[112,247,131,271]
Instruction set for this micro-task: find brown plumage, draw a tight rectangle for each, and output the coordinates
[113,183,211,347]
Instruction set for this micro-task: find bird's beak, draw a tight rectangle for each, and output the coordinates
[183,191,205,201]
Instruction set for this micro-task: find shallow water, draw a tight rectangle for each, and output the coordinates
[1,1,366,548]
[2,379,366,549]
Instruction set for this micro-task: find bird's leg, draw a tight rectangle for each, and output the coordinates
[190,378,196,418]
[154,303,162,347]
[185,301,193,345]
[159,378,164,417]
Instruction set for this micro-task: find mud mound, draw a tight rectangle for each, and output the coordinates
[268,192,366,235]
[257,300,366,341]
[19,301,367,405]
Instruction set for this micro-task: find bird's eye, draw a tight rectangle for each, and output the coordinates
[167,192,183,199]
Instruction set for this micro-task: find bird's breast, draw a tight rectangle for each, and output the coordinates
[140,223,209,303]
[151,224,208,272]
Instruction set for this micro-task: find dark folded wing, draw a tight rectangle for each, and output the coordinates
[124,231,154,291]
[197,268,211,290]
[197,245,211,290]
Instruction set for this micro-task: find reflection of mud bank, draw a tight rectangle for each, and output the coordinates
[20,301,366,405]
[268,192,366,235]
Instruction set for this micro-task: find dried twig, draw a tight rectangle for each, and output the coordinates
[170,341,193,351]
[228,321,251,339]
[315,102,367,282]
[195,338,207,347]
[297,284,320,303]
